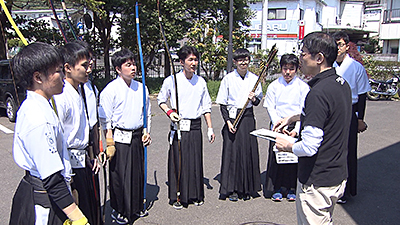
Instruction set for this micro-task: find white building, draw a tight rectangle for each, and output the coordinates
[379,0,400,60]
[248,0,336,55]
[248,0,400,61]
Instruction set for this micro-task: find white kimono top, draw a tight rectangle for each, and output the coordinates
[157,71,212,119]
[99,76,151,132]
[13,91,72,181]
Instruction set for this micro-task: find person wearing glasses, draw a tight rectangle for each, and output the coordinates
[332,31,371,204]
[216,48,263,202]
[274,32,352,224]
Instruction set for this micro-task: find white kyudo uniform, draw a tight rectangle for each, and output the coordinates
[53,81,89,152]
[334,54,371,104]
[264,76,309,130]
[54,81,102,225]
[83,80,99,129]
[263,75,309,196]
[98,76,151,219]
[157,71,212,204]
[216,69,263,111]
[334,54,371,198]
[157,71,212,119]
[98,76,151,131]
[13,91,72,223]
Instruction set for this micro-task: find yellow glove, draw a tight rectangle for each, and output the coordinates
[106,138,116,160]
[64,207,89,225]
[63,217,89,225]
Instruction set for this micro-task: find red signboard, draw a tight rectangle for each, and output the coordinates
[250,33,298,39]
[299,25,305,40]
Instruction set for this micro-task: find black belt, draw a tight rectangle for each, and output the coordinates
[25,171,46,191]
[114,126,143,136]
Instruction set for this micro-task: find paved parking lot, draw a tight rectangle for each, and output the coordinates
[1,99,399,224]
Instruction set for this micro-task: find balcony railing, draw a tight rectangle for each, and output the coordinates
[383,9,400,23]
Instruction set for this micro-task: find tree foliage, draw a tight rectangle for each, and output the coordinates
[1,0,254,81]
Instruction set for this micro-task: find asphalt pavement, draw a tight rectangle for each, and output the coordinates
[1,98,399,225]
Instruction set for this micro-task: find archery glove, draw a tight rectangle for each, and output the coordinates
[106,138,116,160]
[207,128,214,142]
[64,207,89,225]
[169,112,181,123]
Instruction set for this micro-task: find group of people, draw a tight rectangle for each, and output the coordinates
[9,30,369,225]
[9,41,152,225]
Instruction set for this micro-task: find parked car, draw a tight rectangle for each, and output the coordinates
[0,59,26,122]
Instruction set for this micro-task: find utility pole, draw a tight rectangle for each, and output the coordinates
[261,0,268,50]
[227,0,234,73]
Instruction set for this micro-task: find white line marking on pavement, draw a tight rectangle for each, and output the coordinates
[0,124,13,134]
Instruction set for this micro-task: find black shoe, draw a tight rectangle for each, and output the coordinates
[243,194,251,201]
[172,201,183,209]
[111,209,129,224]
[193,200,204,206]
[218,194,227,200]
[337,196,347,204]
[135,209,149,217]
[229,192,239,202]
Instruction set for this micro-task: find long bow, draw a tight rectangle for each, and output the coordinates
[157,0,182,208]
[135,2,149,213]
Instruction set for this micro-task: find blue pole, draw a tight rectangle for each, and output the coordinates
[136,2,148,211]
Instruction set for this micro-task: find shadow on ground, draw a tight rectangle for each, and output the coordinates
[342,141,400,225]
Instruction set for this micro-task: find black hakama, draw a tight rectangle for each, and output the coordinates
[71,162,102,225]
[109,129,144,222]
[219,107,261,196]
[264,140,298,197]
[9,173,66,225]
[346,108,358,196]
[264,123,297,197]
[168,118,204,205]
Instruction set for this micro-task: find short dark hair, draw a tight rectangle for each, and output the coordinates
[111,48,136,69]
[60,41,91,68]
[72,40,93,56]
[332,31,350,44]
[280,54,299,70]
[12,42,63,89]
[177,45,199,61]
[233,48,250,60]
[302,32,338,67]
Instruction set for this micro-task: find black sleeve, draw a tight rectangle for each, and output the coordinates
[90,123,100,156]
[357,93,367,120]
[42,171,74,210]
[252,97,261,106]
[220,104,231,123]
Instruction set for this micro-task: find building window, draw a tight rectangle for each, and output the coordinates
[268,8,286,20]
[300,9,304,20]
[316,12,320,23]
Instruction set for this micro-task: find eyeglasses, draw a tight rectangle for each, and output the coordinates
[337,42,347,47]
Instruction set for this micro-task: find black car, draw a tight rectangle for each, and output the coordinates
[0,59,26,122]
